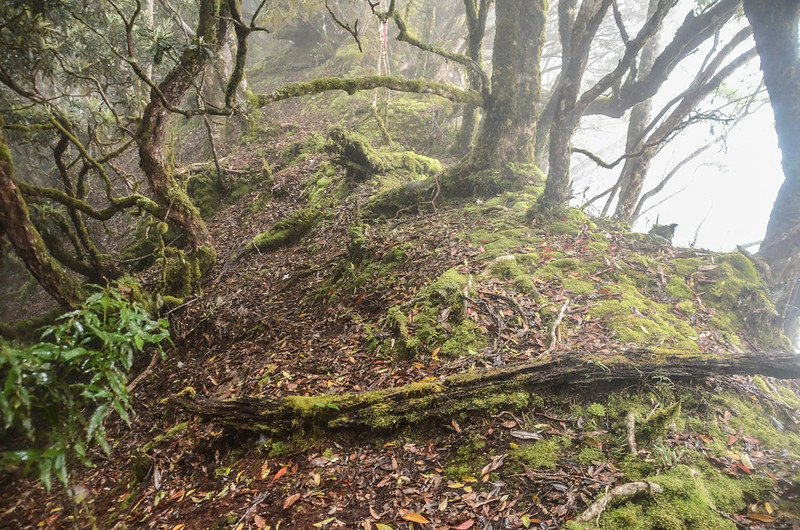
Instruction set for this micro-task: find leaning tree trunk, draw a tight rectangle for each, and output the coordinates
[137,0,228,252]
[543,0,613,207]
[0,132,84,308]
[744,0,800,342]
[182,351,800,434]
[608,0,662,219]
[469,0,547,169]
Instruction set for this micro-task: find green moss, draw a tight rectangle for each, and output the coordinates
[588,282,700,351]
[589,464,773,530]
[465,227,540,259]
[510,436,571,470]
[576,447,604,466]
[711,392,800,458]
[327,128,441,181]
[489,256,538,295]
[241,207,320,256]
[693,253,790,350]
[141,422,189,454]
[675,301,696,315]
[562,278,595,295]
[586,240,611,252]
[666,277,693,300]
[469,390,530,413]
[586,403,607,418]
[445,436,487,480]
[383,268,488,358]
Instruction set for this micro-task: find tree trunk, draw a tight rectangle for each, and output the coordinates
[452,0,490,155]
[0,133,84,308]
[181,351,800,434]
[744,0,800,342]
[744,1,800,276]
[608,0,662,219]
[137,0,228,251]
[543,0,613,207]
[469,0,547,169]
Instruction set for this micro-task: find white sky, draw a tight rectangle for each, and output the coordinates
[570,3,785,252]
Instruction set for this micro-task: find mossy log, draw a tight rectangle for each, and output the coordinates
[181,351,800,434]
[327,128,441,181]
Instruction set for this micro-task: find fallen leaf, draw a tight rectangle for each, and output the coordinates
[455,519,475,529]
[740,452,754,470]
[748,513,776,523]
[260,461,271,480]
[401,512,430,524]
[171,525,185,530]
[283,493,301,510]
[254,514,267,529]
[271,466,289,484]
[375,524,394,530]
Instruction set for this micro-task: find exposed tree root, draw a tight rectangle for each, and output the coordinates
[576,481,664,523]
[180,351,800,434]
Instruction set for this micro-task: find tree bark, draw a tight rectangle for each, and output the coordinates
[452,0,491,155]
[744,0,800,342]
[137,0,229,251]
[543,0,613,206]
[605,0,661,218]
[181,351,800,434]
[469,0,547,169]
[0,133,84,308]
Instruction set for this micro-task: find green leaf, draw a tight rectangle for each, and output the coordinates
[87,404,109,441]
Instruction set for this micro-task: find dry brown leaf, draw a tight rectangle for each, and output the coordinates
[401,512,430,524]
[253,514,267,529]
[283,493,301,510]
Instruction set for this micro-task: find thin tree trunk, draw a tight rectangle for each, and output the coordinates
[137,0,228,251]
[469,0,547,169]
[609,0,662,219]
[0,133,84,308]
[543,0,613,206]
[453,0,490,155]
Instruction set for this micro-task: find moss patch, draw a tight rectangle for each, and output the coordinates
[510,436,571,470]
[588,282,700,351]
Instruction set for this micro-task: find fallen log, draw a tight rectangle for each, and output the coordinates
[179,351,800,434]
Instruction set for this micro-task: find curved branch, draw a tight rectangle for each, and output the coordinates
[251,76,483,107]
[391,11,490,95]
[18,181,165,221]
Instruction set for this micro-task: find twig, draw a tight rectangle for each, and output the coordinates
[127,350,162,392]
[576,481,663,523]
[543,300,570,355]
[626,411,638,455]
[236,491,270,526]
[325,0,363,52]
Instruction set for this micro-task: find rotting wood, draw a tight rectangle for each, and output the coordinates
[180,351,800,434]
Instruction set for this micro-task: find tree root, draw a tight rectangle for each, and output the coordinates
[576,481,664,523]
[179,351,800,435]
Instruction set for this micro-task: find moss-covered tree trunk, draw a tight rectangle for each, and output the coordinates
[137,0,228,252]
[744,0,800,342]
[0,132,84,308]
[469,0,547,169]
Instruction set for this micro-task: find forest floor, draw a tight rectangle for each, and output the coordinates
[2,113,800,530]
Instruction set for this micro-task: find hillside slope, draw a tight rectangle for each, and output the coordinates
[1,124,800,530]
